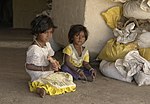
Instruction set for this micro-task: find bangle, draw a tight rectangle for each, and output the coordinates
[76,68,81,73]
[89,68,94,72]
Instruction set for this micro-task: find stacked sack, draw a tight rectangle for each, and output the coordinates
[98,1,150,86]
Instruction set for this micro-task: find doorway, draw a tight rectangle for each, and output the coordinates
[0,0,13,28]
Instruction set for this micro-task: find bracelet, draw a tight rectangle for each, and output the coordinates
[76,68,81,73]
[89,68,94,72]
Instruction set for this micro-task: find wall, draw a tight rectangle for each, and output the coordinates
[13,0,47,28]
[52,0,86,47]
[52,0,121,59]
[84,0,121,58]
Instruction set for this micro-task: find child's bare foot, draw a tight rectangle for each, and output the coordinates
[79,76,93,82]
[86,76,93,82]
[36,88,46,98]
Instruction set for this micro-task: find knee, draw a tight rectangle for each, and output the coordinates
[61,64,69,71]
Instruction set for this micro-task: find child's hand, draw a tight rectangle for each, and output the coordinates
[78,70,87,80]
[90,68,96,79]
[54,60,61,69]
[47,56,61,71]
[47,56,54,62]
[78,70,84,77]
[51,60,61,71]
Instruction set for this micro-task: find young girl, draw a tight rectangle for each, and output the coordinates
[61,24,96,82]
[25,15,61,98]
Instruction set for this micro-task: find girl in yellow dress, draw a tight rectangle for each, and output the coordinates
[61,24,96,82]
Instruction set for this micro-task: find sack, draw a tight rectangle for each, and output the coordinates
[99,60,133,82]
[97,38,137,62]
[134,71,150,86]
[139,48,150,61]
[123,1,150,19]
[137,32,150,48]
[101,6,122,29]
[110,0,129,3]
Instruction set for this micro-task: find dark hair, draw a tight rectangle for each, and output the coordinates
[68,24,88,43]
[31,15,57,35]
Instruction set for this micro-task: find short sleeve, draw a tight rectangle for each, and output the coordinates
[46,42,55,56]
[83,50,89,62]
[26,46,41,65]
[63,45,72,56]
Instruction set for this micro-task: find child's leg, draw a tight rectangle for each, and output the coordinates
[81,68,94,82]
[82,68,91,76]
[36,87,46,98]
[61,64,79,80]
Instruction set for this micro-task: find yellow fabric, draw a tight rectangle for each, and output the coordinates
[28,72,76,95]
[101,6,122,29]
[139,48,150,61]
[63,45,72,56]
[97,38,138,62]
[83,51,89,62]
[63,44,89,67]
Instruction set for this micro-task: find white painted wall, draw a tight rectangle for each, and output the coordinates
[52,0,121,59]
[84,0,121,58]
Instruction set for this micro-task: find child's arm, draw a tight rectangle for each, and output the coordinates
[64,54,78,72]
[47,56,60,71]
[25,63,51,71]
[64,54,86,77]
[83,61,96,79]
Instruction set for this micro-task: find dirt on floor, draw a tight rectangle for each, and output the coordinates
[0,47,150,104]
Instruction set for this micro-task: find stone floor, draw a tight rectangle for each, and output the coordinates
[0,28,150,104]
[0,28,32,48]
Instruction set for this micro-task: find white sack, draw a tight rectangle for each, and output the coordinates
[123,0,150,19]
[99,60,133,82]
[140,0,150,12]
[134,71,150,86]
[115,50,150,77]
[136,32,150,48]
[113,22,138,44]
[111,0,129,3]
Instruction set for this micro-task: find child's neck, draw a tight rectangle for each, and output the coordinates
[35,40,46,48]
[73,44,82,48]
[73,44,83,56]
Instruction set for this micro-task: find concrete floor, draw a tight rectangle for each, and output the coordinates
[0,29,150,104]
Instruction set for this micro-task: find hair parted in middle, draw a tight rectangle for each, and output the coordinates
[68,24,88,43]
